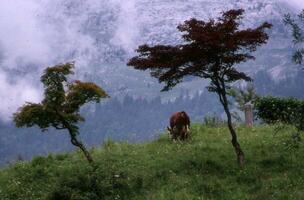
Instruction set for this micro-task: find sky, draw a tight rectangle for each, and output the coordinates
[0,0,303,122]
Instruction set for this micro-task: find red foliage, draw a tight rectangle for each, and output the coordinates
[128,9,272,92]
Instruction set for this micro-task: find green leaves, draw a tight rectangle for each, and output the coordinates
[41,62,75,107]
[13,62,109,163]
[65,80,109,113]
[255,96,304,131]
[229,83,258,111]
[284,10,304,67]
[13,62,109,132]
[13,103,57,131]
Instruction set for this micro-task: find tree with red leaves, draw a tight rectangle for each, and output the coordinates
[128,9,272,167]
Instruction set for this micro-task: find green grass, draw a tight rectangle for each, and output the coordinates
[1,124,304,200]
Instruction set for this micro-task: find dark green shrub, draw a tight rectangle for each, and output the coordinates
[255,96,304,131]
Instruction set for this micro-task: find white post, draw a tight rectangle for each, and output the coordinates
[244,103,253,127]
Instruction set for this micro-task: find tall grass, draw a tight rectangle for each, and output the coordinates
[0,124,303,200]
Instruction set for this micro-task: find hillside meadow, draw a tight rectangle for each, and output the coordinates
[0,124,304,200]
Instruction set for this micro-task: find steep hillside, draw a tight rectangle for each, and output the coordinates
[1,124,304,200]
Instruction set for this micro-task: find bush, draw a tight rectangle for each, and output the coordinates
[203,114,223,127]
[255,96,304,131]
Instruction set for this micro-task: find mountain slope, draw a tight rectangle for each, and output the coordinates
[0,0,298,103]
[83,0,298,97]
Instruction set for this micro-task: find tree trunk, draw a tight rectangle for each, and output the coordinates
[70,134,94,164]
[65,124,94,164]
[244,103,253,127]
[218,83,245,168]
[224,106,245,168]
[55,110,94,164]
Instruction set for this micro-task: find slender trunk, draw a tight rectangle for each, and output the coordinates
[69,133,94,164]
[55,110,94,164]
[64,122,94,164]
[222,98,245,168]
[217,80,245,168]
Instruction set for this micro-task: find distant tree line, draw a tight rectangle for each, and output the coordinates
[0,89,221,166]
[254,70,304,99]
[84,90,221,143]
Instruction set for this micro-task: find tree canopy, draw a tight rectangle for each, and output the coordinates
[128,9,271,92]
[14,62,109,163]
[128,9,272,167]
[229,83,258,111]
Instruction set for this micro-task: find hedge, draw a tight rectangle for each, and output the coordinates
[255,96,304,131]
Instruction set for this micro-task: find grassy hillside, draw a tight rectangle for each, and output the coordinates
[0,124,304,200]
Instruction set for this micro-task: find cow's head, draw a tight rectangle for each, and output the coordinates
[167,125,190,140]
[167,126,176,138]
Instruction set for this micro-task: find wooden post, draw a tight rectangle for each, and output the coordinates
[244,103,253,127]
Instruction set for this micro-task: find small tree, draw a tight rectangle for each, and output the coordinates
[229,83,258,127]
[229,83,258,111]
[13,62,109,163]
[128,9,271,167]
[284,10,304,68]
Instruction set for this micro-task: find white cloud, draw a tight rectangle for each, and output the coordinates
[283,0,304,10]
[0,1,52,69]
[0,0,99,121]
[0,70,42,122]
[0,0,141,122]
[111,0,139,52]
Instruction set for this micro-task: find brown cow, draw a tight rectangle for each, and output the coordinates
[167,111,191,141]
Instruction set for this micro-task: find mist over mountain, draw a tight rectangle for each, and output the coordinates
[0,0,303,165]
[0,0,301,121]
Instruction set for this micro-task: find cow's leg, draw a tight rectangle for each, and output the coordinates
[172,126,179,142]
[180,125,186,140]
[167,127,172,139]
[186,125,190,138]
[185,125,191,140]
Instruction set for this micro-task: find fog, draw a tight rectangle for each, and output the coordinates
[0,0,137,121]
[0,0,301,122]
[285,0,304,11]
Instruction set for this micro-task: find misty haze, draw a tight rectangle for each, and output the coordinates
[0,0,304,199]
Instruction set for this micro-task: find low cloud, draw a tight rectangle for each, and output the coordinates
[0,70,42,122]
[282,0,304,11]
[0,0,301,122]
[111,0,139,52]
[0,0,138,122]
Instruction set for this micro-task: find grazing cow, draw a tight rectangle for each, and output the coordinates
[167,111,191,141]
